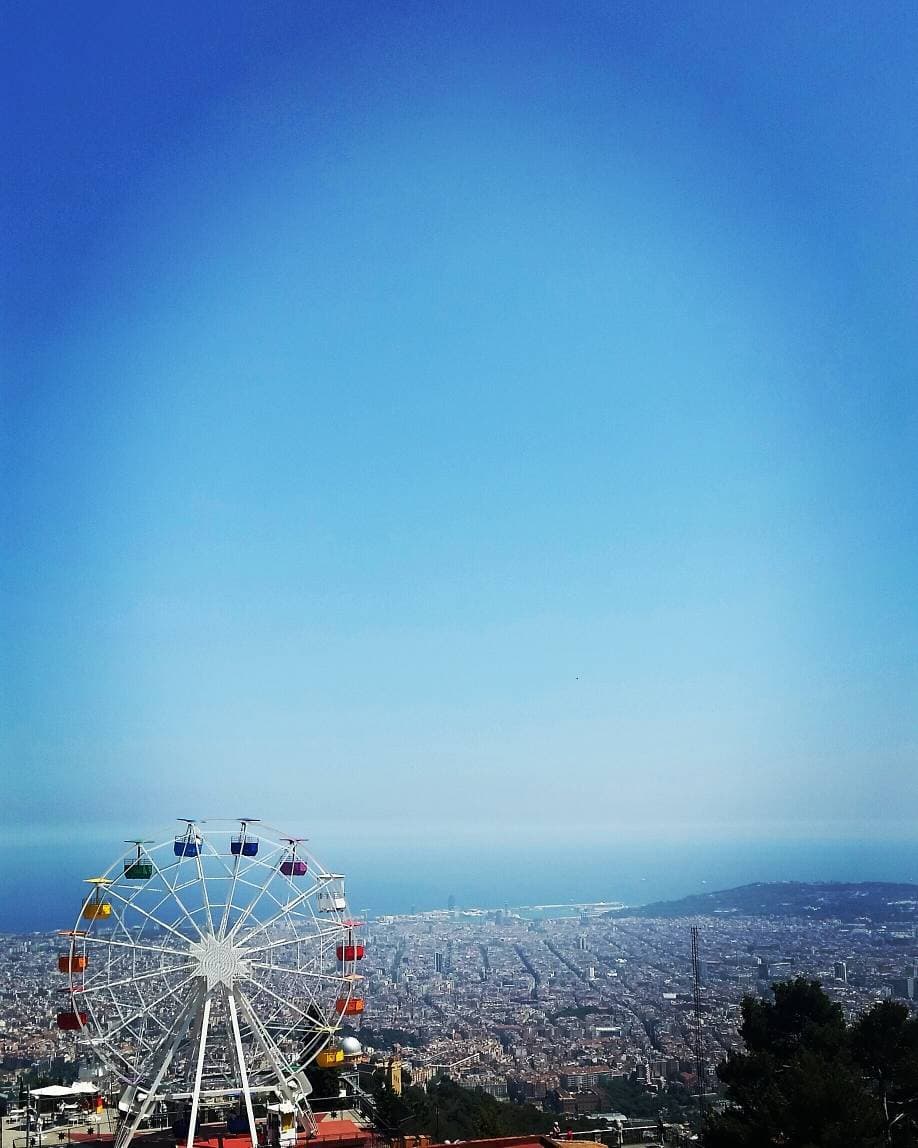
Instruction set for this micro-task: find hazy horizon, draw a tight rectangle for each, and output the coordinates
[2,823,917,933]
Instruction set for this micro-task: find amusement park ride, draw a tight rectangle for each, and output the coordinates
[55,820,367,1148]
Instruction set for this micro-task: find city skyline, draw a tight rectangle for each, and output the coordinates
[6,885,918,1130]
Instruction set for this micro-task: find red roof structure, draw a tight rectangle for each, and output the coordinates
[69,1114,374,1148]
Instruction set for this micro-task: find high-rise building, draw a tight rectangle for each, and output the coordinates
[435,950,444,974]
[834,961,848,983]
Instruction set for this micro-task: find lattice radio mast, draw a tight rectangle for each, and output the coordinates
[691,924,708,1122]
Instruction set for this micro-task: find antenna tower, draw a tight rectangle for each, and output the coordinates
[691,924,708,1122]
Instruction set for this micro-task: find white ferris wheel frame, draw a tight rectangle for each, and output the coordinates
[60,821,364,1148]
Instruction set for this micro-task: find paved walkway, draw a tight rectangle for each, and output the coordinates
[2,1114,115,1148]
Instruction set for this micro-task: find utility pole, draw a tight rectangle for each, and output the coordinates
[691,925,707,1125]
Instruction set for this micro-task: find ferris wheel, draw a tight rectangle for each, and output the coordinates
[56,820,366,1148]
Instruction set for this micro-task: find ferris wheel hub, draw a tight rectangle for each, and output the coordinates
[189,934,250,991]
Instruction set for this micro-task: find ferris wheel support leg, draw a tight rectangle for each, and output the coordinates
[227,991,258,1148]
[235,990,318,1137]
[186,991,214,1148]
[116,989,201,1148]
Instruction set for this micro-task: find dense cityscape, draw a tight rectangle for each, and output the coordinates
[4,886,918,1129]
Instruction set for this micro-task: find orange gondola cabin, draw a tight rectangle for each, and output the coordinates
[58,954,87,974]
[334,997,365,1016]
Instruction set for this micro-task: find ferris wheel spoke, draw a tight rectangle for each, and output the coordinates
[79,932,190,959]
[270,979,343,1053]
[96,1036,144,1083]
[80,936,149,1049]
[99,972,200,1041]
[89,994,181,1052]
[81,962,197,994]
[224,845,293,943]
[213,871,293,927]
[101,885,201,946]
[248,961,341,983]
[134,886,207,944]
[252,973,324,1020]
[78,933,191,960]
[256,979,335,1050]
[239,977,295,1024]
[248,896,334,966]
[209,870,281,942]
[235,875,334,948]
[245,926,342,957]
[87,977,161,1060]
[147,855,209,941]
[239,973,323,1028]
[102,1012,176,1060]
[225,991,258,1147]
[126,856,215,943]
[116,1019,159,1059]
[190,837,217,938]
[228,880,303,935]
[201,833,237,882]
[251,963,330,1027]
[115,987,202,1148]
[240,981,291,1031]
[100,912,185,1039]
[90,956,189,988]
[215,835,246,939]
[234,988,318,1137]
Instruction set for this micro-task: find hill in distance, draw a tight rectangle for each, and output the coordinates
[610,881,918,922]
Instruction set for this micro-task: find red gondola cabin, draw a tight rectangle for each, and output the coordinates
[57,1011,89,1030]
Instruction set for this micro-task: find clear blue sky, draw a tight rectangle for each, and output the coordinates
[2,2,917,846]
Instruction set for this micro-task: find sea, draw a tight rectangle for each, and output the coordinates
[1,830,916,933]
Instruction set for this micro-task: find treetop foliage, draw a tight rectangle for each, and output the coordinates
[370,1075,560,1142]
[706,979,918,1148]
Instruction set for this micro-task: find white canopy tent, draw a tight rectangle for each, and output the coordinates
[29,1084,98,1098]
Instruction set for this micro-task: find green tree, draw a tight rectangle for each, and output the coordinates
[851,1001,918,1143]
[739,978,847,1059]
[365,1072,592,1142]
[371,1077,418,1136]
[705,979,885,1148]
[303,1064,343,1111]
